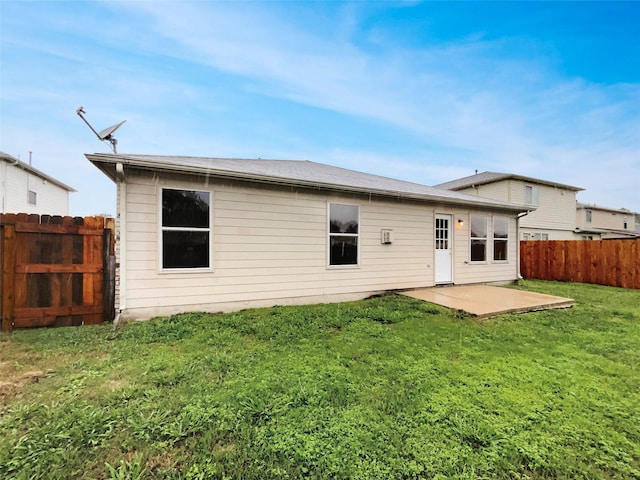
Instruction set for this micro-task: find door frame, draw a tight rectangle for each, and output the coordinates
[434,213,453,284]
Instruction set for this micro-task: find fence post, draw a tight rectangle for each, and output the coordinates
[1,224,17,332]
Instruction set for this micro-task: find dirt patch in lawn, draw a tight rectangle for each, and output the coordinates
[0,366,44,406]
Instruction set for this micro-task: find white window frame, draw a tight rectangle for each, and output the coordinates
[160,187,212,272]
[524,184,539,206]
[586,210,592,223]
[493,216,509,262]
[327,202,360,268]
[28,190,37,205]
[469,214,488,263]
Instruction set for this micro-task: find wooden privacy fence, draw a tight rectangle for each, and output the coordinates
[1,214,115,332]
[520,239,640,290]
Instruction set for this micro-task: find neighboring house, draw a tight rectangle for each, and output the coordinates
[435,172,583,240]
[575,203,640,239]
[0,151,75,215]
[87,153,530,321]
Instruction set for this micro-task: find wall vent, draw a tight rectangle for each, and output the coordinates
[381,229,393,245]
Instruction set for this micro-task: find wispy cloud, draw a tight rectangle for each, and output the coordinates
[1,1,638,214]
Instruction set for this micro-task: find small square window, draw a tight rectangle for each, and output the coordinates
[28,190,37,205]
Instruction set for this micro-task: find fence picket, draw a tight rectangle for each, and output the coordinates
[0,214,115,330]
[521,239,640,290]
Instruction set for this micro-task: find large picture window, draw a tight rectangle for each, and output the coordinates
[470,214,487,262]
[329,203,359,266]
[493,216,508,261]
[162,188,211,269]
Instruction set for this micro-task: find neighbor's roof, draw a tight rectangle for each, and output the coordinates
[86,153,532,213]
[576,202,635,215]
[0,151,76,192]
[435,171,583,192]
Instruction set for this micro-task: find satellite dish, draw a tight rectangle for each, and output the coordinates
[76,106,126,153]
[98,120,127,140]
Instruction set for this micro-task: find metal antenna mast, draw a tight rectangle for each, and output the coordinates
[76,106,126,153]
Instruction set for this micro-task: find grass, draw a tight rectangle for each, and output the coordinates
[0,280,639,479]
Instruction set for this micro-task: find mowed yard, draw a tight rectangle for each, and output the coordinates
[0,281,638,480]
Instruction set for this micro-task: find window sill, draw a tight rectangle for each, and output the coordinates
[327,264,360,270]
[159,267,213,274]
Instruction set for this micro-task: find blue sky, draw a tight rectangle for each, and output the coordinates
[1,1,639,216]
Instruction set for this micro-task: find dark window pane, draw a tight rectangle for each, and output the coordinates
[493,217,508,238]
[330,204,359,233]
[470,215,487,238]
[163,189,210,228]
[330,235,358,265]
[163,231,210,268]
[471,239,486,262]
[494,240,508,261]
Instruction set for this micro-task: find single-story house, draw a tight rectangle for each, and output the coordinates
[86,154,531,320]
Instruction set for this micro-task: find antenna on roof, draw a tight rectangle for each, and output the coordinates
[76,106,126,153]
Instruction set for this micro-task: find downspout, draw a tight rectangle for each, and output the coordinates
[115,162,126,325]
[516,210,531,280]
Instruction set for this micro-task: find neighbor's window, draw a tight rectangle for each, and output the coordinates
[493,216,508,261]
[524,185,539,205]
[161,188,211,269]
[28,190,37,205]
[470,214,487,262]
[329,203,359,266]
[586,210,592,223]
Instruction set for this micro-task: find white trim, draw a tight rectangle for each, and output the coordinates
[469,213,488,263]
[434,213,453,284]
[327,202,360,269]
[492,215,509,263]
[159,187,213,272]
[118,179,127,311]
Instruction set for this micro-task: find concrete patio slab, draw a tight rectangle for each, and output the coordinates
[401,285,574,318]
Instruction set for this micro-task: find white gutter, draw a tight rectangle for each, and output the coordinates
[116,163,127,321]
[87,154,531,214]
[516,210,532,280]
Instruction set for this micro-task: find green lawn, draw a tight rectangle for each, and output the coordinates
[1,280,639,479]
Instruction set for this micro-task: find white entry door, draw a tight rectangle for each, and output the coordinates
[435,214,453,284]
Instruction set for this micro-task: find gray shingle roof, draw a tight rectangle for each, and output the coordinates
[435,171,583,192]
[86,153,531,212]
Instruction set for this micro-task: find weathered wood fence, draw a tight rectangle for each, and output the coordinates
[520,239,640,290]
[1,214,115,332]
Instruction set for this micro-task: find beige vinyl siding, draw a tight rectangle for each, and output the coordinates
[511,182,576,231]
[448,209,519,285]
[461,182,511,202]
[120,171,437,318]
[459,179,578,238]
[576,207,633,230]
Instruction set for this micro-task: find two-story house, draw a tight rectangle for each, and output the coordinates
[435,172,583,240]
[575,203,639,239]
[1,151,75,215]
